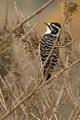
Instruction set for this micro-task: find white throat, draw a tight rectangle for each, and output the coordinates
[45,26,51,34]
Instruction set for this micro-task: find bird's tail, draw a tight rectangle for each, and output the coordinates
[43,70,51,80]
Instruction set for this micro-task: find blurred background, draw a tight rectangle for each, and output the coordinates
[0,0,80,39]
[0,1,80,119]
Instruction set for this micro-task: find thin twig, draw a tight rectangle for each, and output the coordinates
[38,58,80,91]
[32,103,55,120]
[3,0,54,40]
[0,80,38,120]
[0,23,37,55]
[4,0,9,30]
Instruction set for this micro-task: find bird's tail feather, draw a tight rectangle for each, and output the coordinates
[43,70,51,80]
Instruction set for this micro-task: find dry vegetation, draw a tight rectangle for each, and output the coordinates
[0,0,80,120]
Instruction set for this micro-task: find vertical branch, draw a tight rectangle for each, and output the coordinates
[4,0,9,30]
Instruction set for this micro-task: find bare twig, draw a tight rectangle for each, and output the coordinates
[3,0,54,40]
[0,23,37,55]
[0,79,38,120]
[38,58,80,91]
[4,0,9,30]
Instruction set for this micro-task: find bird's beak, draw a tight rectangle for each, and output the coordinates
[43,22,49,28]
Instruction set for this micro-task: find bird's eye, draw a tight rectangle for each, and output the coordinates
[50,25,59,34]
[52,26,57,32]
[53,28,56,32]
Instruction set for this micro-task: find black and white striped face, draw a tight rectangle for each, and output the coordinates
[44,22,61,35]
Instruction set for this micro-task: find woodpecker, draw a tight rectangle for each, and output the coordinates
[39,22,61,80]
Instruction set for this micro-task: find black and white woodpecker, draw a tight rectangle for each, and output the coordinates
[39,22,61,80]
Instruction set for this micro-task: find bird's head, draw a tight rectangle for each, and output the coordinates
[44,22,61,35]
